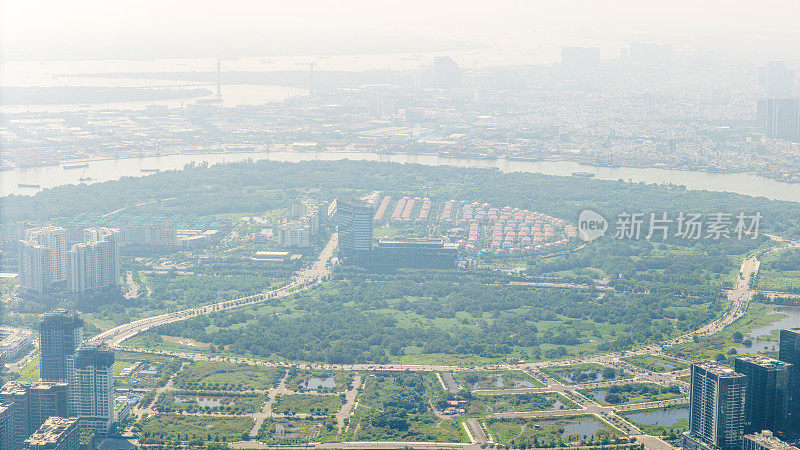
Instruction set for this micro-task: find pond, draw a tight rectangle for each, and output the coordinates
[511,378,540,388]
[748,307,800,338]
[562,419,605,437]
[736,339,780,354]
[624,407,689,427]
[304,376,336,390]
[561,370,620,383]
[649,360,678,371]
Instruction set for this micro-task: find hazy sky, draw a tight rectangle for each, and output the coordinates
[2,0,799,60]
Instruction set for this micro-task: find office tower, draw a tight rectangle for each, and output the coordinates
[0,381,69,449]
[734,356,793,435]
[68,227,120,293]
[758,62,797,97]
[742,430,799,450]
[334,198,373,260]
[25,417,80,450]
[561,47,600,70]
[39,310,84,383]
[0,403,12,450]
[757,98,800,140]
[67,343,115,435]
[779,328,800,437]
[683,362,746,450]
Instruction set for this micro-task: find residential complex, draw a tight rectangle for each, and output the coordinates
[17,226,120,295]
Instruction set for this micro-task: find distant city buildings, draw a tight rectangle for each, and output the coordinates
[277,200,320,248]
[118,225,178,247]
[757,98,800,140]
[39,310,84,383]
[561,47,600,70]
[683,362,746,450]
[758,62,797,97]
[66,343,115,435]
[18,226,120,295]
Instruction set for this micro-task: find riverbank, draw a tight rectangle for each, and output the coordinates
[3,149,800,202]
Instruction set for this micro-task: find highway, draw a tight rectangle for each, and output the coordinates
[89,233,337,347]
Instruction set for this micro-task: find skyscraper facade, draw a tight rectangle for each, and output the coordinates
[39,309,84,383]
[734,355,793,435]
[683,362,747,450]
[334,198,374,260]
[67,343,115,435]
[778,328,800,437]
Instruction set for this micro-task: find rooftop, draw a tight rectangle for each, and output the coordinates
[693,361,744,377]
[24,417,78,446]
[744,430,800,450]
[736,355,791,369]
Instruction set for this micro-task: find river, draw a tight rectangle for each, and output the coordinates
[2,151,799,202]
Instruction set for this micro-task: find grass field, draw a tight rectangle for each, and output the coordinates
[174,361,284,391]
[15,356,40,382]
[139,415,253,444]
[273,394,343,416]
[452,370,545,390]
[622,355,689,373]
[540,363,628,385]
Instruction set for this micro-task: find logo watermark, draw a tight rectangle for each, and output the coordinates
[577,210,762,242]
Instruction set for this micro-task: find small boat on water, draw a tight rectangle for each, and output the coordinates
[63,163,90,169]
[18,183,41,188]
[571,171,595,178]
[140,168,160,173]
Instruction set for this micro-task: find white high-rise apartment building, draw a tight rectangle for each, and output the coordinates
[68,228,120,293]
[18,226,68,293]
[66,343,115,435]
